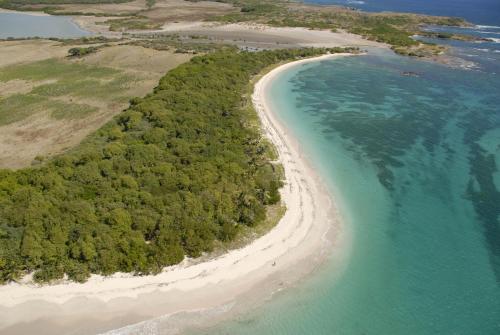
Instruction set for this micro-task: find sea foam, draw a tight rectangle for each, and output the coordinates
[475,25,500,30]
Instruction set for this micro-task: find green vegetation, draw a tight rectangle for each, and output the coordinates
[207,0,469,56]
[0,47,347,284]
[1,0,131,4]
[126,34,230,54]
[68,46,99,57]
[0,0,136,16]
[417,31,493,42]
[0,0,132,9]
[49,100,98,120]
[1,0,474,57]
[0,59,135,125]
[0,94,45,125]
[0,93,93,124]
[102,17,162,32]
[51,36,123,45]
[349,19,417,47]
[0,58,117,83]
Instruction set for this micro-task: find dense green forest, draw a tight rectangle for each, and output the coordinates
[0,47,348,284]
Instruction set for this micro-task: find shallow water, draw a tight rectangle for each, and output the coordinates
[187,48,500,335]
[0,12,90,39]
[416,24,500,74]
[15,0,491,333]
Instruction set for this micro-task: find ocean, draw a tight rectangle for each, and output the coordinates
[186,1,500,334]
[307,0,500,27]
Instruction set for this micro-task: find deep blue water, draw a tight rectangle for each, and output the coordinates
[306,0,500,26]
[0,12,90,39]
[306,0,500,74]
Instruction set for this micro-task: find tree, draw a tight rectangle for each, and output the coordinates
[0,48,347,283]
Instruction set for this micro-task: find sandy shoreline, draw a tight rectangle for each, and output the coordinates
[0,8,118,38]
[0,8,50,16]
[0,54,349,335]
[149,21,384,49]
[71,15,123,38]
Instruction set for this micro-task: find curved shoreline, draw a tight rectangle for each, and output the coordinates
[0,8,50,16]
[0,54,348,335]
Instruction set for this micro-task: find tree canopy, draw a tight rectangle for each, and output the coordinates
[0,48,347,284]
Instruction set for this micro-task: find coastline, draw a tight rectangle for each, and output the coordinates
[0,8,96,38]
[70,15,122,38]
[0,8,50,16]
[0,54,349,335]
[0,8,103,38]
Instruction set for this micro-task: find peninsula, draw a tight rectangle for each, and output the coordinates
[0,0,486,334]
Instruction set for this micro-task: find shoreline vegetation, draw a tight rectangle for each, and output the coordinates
[0,52,348,335]
[0,47,355,285]
[0,1,487,333]
[0,0,478,57]
[0,41,192,169]
[207,0,468,57]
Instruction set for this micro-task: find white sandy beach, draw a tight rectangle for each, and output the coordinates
[0,54,349,335]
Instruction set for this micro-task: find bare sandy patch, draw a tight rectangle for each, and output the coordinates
[50,0,147,15]
[78,44,190,74]
[24,0,235,36]
[0,109,112,169]
[0,79,57,97]
[0,40,68,67]
[143,0,236,23]
[70,16,123,37]
[155,22,386,49]
[52,0,235,21]
[0,43,191,169]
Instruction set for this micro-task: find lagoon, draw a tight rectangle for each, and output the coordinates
[0,12,90,39]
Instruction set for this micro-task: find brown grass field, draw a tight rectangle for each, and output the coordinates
[0,40,191,169]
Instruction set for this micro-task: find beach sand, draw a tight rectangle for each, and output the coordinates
[149,22,384,49]
[0,54,350,335]
[0,8,50,16]
[70,17,385,50]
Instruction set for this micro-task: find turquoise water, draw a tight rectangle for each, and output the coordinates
[191,50,500,334]
[0,12,90,39]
